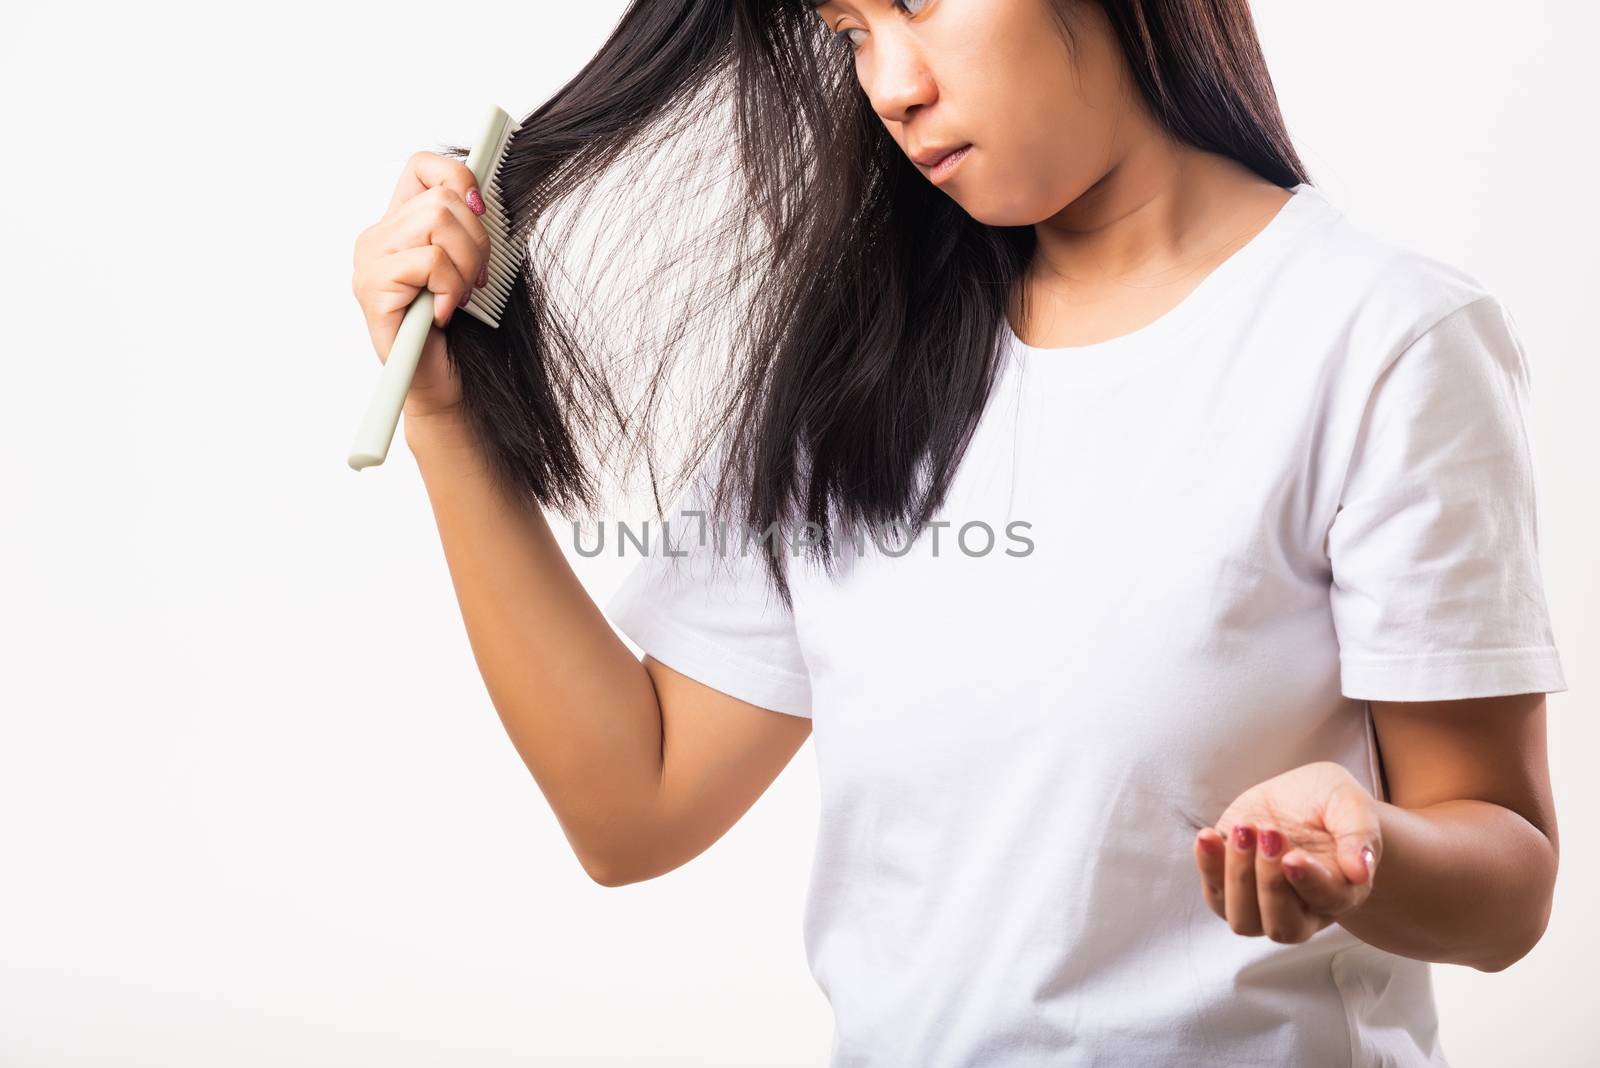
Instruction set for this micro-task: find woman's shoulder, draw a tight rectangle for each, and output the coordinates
[1283,185,1506,349]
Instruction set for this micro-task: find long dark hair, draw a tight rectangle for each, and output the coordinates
[435,0,1310,608]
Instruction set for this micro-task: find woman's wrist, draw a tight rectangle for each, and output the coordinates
[404,408,496,481]
[403,405,470,449]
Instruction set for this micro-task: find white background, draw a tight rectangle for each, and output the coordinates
[1,2,1595,1064]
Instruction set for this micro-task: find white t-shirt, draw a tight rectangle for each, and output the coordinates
[603,182,1568,1067]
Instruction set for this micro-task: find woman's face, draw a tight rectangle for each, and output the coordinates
[811,0,1138,226]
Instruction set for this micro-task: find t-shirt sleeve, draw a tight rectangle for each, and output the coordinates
[602,458,814,719]
[1325,294,1568,702]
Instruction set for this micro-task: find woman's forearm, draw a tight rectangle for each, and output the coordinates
[404,412,665,883]
[1336,798,1557,971]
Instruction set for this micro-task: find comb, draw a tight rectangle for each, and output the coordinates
[348,104,521,470]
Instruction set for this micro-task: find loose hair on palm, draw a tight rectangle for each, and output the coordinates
[433,0,1310,609]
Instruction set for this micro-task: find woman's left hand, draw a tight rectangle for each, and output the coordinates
[1194,760,1383,943]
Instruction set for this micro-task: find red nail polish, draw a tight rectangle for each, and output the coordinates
[476,263,488,288]
[466,187,485,215]
[1233,824,1255,851]
[1259,829,1282,858]
[1285,863,1303,881]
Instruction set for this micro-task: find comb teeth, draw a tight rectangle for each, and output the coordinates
[458,107,523,329]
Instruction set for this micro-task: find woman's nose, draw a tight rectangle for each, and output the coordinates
[862,45,938,123]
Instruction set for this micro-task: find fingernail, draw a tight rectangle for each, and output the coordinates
[466,187,485,215]
[1285,863,1304,881]
[1233,825,1255,851]
[459,289,472,308]
[476,263,488,288]
[1198,830,1222,854]
[1361,846,1376,884]
[1259,828,1282,858]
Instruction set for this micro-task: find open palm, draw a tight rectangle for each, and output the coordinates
[1194,760,1382,943]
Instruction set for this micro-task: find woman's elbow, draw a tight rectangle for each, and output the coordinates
[1475,844,1558,973]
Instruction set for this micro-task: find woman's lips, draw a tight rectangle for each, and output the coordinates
[929,144,973,184]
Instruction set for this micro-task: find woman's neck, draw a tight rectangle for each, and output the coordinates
[1009,149,1292,348]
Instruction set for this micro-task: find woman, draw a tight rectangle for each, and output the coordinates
[348,1,1567,1064]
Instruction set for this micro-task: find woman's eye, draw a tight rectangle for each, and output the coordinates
[832,27,864,52]
[832,0,929,54]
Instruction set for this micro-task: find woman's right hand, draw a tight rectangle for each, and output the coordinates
[350,150,493,422]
